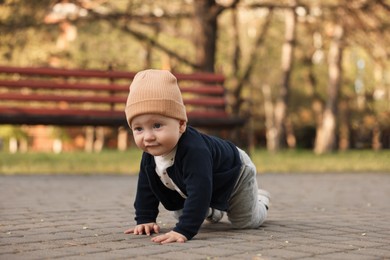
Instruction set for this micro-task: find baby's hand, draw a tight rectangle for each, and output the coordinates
[124,223,160,236]
[151,230,187,244]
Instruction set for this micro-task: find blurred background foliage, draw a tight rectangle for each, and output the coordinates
[0,0,389,154]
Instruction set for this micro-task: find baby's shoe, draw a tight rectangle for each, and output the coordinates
[258,189,271,210]
[206,208,224,223]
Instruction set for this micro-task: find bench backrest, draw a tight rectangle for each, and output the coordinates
[0,66,244,128]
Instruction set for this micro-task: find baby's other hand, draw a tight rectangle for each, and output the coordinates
[151,230,187,244]
[124,223,160,236]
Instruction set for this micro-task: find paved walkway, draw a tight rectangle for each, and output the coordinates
[1,173,389,260]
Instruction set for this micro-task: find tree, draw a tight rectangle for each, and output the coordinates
[271,1,297,151]
[1,0,389,151]
[314,23,344,154]
[108,0,241,72]
[311,0,389,153]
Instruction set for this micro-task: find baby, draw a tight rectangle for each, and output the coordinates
[124,69,270,244]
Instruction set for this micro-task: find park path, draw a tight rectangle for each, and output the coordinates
[1,173,389,259]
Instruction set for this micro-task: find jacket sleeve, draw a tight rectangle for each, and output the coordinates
[134,165,160,224]
[173,147,213,240]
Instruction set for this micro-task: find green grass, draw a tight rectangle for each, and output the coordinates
[0,150,142,175]
[251,149,390,173]
[0,149,389,175]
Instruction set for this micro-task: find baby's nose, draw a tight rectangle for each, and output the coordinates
[144,129,156,141]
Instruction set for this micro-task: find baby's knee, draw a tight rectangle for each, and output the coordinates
[230,218,266,229]
[228,205,267,229]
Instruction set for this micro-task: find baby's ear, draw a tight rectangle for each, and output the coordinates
[179,120,187,133]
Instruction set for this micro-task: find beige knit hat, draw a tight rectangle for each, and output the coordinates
[125,69,187,126]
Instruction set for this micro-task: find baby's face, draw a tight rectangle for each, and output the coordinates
[131,114,186,156]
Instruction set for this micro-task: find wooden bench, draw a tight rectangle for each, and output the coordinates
[0,65,245,129]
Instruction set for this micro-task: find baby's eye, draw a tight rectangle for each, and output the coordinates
[153,123,162,129]
[133,127,143,132]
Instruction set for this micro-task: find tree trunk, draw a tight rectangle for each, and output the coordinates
[85,126,94,152]
[302,47,325,149]
[231,9,273,114]
[231,6,240,75]
[338,99,350,151]
[372,121,382,151]
[270,3,296,152]
[285,117,296,149]
[193,0,218,72]
[93,127,105,152]
[117,127,128,151]
[314,24,344,154]
[262,84,277,152]
[9,137,18,153]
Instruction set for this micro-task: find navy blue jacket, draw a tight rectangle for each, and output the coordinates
[133,126,242,240]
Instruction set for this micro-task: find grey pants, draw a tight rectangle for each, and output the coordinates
[227,148,267,228]
[173,148,267,228]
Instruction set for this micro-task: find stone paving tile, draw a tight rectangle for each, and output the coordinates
[1,173,390,259]
[142,250,209,260]
[312,251,380,260]
[253,247,314,259]
[351,246,390,258]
